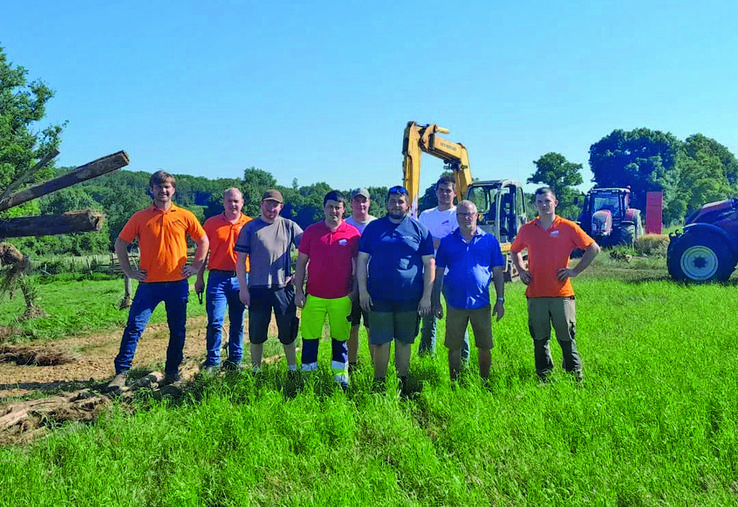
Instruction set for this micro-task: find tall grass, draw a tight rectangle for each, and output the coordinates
[1,273,737,504]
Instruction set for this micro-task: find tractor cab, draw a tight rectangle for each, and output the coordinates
[579,187,641,246]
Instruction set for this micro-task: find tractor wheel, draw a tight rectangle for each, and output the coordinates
[667,233,736,282]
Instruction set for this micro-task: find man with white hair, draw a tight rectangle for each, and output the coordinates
[195,188,252,373]
[432,200,505,381]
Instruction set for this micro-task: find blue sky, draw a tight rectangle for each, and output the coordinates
[3,1,737,195]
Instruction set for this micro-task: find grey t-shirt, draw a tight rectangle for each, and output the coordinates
[345,214,376,235]
[234,216,303,289]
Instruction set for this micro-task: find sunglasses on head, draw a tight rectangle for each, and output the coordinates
[387,186,408,196]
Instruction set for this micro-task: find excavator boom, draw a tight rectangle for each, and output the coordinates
[402,121,473,215]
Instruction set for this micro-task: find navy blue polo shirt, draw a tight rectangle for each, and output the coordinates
[359,215,434,301]
[435,228,505,309]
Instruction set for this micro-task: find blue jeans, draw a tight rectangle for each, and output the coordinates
[205,271,246,366]
[419,314,470,361]
[114,279,189,376]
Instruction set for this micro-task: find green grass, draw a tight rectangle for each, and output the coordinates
[0,277,207,342]
[1,264,737,505]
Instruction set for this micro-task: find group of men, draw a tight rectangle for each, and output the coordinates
[108,170,600,392]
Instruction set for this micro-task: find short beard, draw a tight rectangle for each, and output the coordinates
[388,211,406,220]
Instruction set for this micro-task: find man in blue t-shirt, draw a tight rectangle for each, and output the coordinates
[357,186,435,390]
[432,200,506,381]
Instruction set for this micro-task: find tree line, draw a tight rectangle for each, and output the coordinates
[2,44,738,257]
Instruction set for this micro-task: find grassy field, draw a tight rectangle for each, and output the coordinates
[1,260,737,505]
[0,276,207,342]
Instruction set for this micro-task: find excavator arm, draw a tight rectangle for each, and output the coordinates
[402,121,473,216]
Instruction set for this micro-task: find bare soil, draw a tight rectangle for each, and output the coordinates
[0,315,282,445]
[0,315,211,400]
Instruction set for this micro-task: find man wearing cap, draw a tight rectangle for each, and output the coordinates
[195,188,252,373]
[235,189,303,372]
[432,200,506,382]
[109,170,208,389]
[418,174,469,360]
[344,188,376,371]
[294,190,360,388]
[357,186,435,391]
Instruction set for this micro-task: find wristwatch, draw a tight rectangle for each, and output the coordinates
[496,297,504,303]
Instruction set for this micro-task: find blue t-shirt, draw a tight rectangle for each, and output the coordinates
[435,229,505,309]
[359,215,434,301]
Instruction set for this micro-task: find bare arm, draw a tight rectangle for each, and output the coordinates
[558,242,601,281]
[431,266,445,319]
[357,251,372,312]
[491,266,505,321]
[511,249,531,285]
[236,252,250,306]
[350,256,358,301]
[418,254,435,316]
[294,252,309,308]
[194,250,210,294]
[183,234,209,278]
[115,237,146,281]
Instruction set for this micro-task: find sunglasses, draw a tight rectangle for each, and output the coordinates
[387,186,408,196]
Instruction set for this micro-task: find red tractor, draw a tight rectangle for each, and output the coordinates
[667,198,738,282]
[578,187,643,247]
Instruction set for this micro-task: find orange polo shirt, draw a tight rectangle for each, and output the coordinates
[119,204,206,282]
[510,216,594,298]
[203,213,252,272]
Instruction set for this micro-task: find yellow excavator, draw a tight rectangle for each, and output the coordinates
[402,121,528,280]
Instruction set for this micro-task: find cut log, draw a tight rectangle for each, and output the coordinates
[0,151,129,212]
[0,149,60,202]
[0,210,105,239]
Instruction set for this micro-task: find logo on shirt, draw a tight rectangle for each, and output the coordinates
[550,230,560,237]
[338,239,348,245]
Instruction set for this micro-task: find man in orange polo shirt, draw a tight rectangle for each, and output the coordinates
[195,188,252,373]
[109,170,208,389]
[511,187,600,381]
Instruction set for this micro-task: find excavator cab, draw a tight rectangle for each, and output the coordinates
[467,180,526,243]
[401,121,527,280]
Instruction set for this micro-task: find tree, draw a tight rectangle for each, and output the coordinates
[588,128,682,210]
[0,46,64,199]
[673,134,738,220]
[528,152,583,219]
[242,167,277,217]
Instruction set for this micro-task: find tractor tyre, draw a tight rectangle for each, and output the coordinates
[667,232,736,282]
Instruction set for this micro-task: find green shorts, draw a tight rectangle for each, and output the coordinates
[369,298,420,345]
[300,295,352,341]
[445,305,493,350]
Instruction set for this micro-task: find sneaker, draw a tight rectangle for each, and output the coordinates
[334,373,349,391]
[107,373,127,392]
[162,373,181,385]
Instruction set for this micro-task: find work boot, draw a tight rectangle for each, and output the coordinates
[162,373,181,386]
[222,360,243,371]
[107,373,127,392]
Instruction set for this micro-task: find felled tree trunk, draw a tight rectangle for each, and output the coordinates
[0,209,105,238]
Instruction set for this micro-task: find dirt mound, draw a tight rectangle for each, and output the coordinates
[0,345,76,366]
